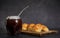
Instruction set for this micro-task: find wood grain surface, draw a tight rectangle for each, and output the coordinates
[21,30,58,36]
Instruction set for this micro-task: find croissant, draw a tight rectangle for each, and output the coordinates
[22,23,28,31]
[33,24,43,32]
[42,25,49,32]
[28,23,35,31]
[22,23,49,32]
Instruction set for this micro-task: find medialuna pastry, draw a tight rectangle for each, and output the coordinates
[42,25,49,32]
[22,23,49,32]
[22,23,28,31]
[28,23,35,31]
[33,24,43,32]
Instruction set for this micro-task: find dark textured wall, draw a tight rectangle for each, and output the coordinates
[0,0,60,33]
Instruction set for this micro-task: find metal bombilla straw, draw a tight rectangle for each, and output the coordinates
[18,5,29,16]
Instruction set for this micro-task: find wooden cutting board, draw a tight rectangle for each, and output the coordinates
[21,30,58,36]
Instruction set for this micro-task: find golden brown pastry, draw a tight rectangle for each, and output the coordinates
[22,23,49,32]
[28,23,35,31]
[33,24,43,32]
[42,25,49,32]
[22,23,28,31]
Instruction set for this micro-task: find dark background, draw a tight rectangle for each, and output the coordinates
[0,0,60,34]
